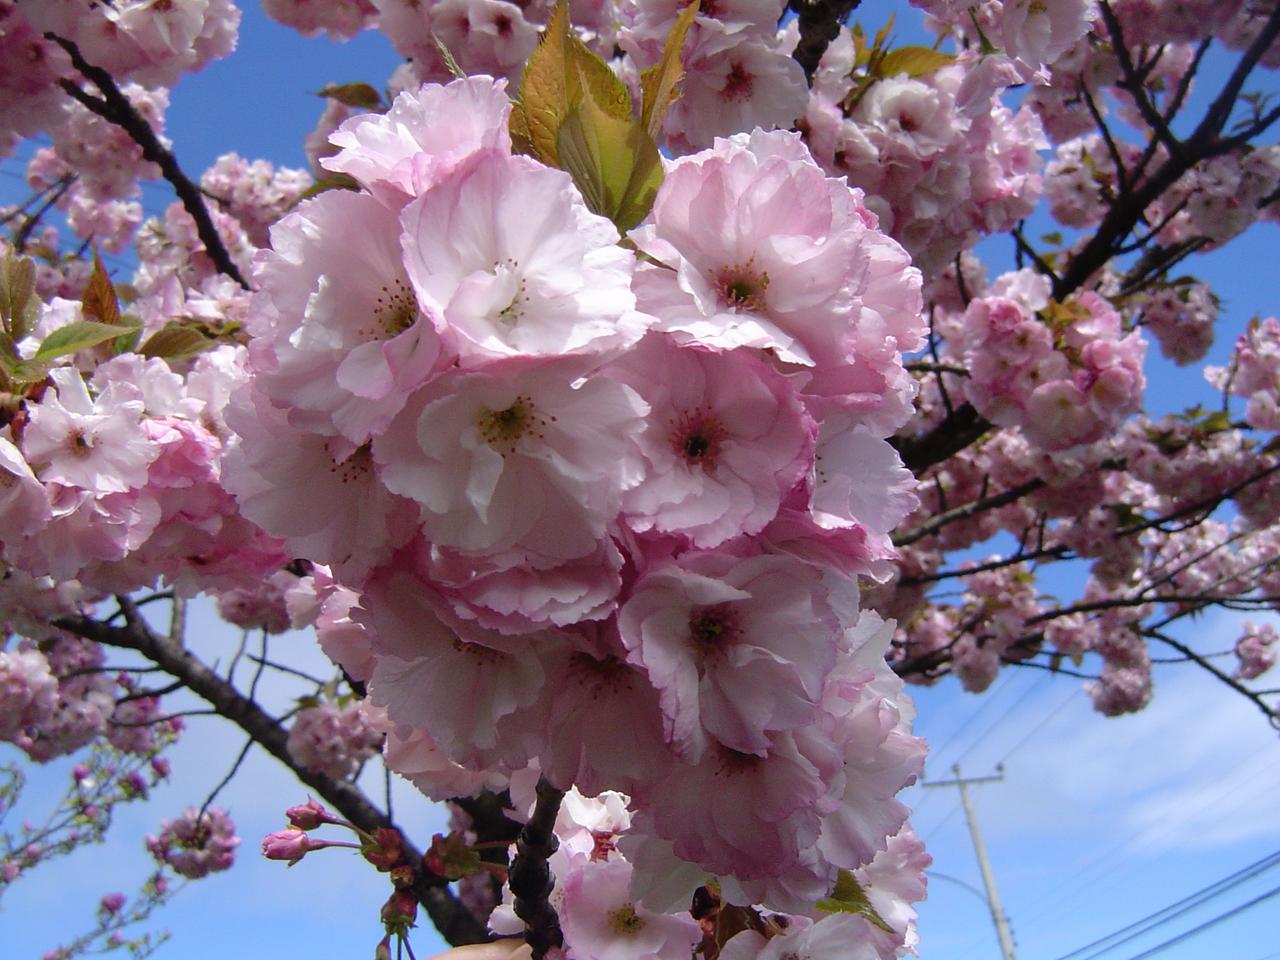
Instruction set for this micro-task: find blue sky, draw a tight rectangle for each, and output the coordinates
[4,3,1280,959]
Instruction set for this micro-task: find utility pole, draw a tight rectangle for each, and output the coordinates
[924,763,1017,960]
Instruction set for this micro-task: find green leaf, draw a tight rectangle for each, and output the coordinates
[639,0,699,140]
[875,45,955,79]
[516,0,577,166]
[1197,409,1232,433]
[432,32,468,80]
[33,319,142,361]
[0,334,49,385]
[557,96,663,232]
[872,14,896,53]
[816,870,895,933]
[139,322,214,362]
[317,82,384,110]
[292,173,361,206]
[0,250,40,342]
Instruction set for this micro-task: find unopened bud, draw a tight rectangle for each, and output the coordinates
[261,829,315,865]
[381,889,418,931]
[286,798,334,831]
[99,892,126,914]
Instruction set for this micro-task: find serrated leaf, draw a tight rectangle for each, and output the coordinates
[875,45,955,79]
[0,251,39,342]
[432,32,467,80]
[293,174,361,206]
[569,33,631,121]
[1198,410,1232,433]
[81,250,122,328]
[517,0,577,166]
[640,0,699,140]
[509,106,535,156]
[33,319,142,361]
[317,82,384,110]
[815,870,895,933]
[139,322,214,362]
[558,96,663,232]
[0,341,49,386]
[872,14,896,53]
[112,320,142,356]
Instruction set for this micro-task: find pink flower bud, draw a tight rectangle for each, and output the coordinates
[261,829,315,864]
[285,798,334,831]
[100,893,126,914]
[151,757,171,778]
[72,764,90,782]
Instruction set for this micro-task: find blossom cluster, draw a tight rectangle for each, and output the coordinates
[805,43,1046,273]
[224,71,930,921]
[287,701,384,780]
[482,785,930,960]
[145,806,239,879]
[958,270,1146,451]
[0,332,287,609]
[1208,316,1280,432]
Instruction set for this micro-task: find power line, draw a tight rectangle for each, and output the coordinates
[952,673,1052,769]
[1050,847,1280,960]
[1117,880,1280,960]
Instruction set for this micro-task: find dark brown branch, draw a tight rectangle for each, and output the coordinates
[894,477,1047,547]
[1055,3,1280,301]
[894,403,991,475]
[44,33,250,290]
[1012,225,1061,285]
[1145,629,1279,727]
[1118,460,1280,538]
[905,361,969,376]
[899,545,1072,587]
[54,609,489,947]
[1099,3,1182,159]
[14,176,75,251]
[114,679,185,703]
[509,777,565,960]
[788,0,862,80]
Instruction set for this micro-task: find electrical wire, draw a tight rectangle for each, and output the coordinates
[1116,880,1280,960]
[1049,848,1280,960]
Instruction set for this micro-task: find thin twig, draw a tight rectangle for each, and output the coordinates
[44,32,250,289]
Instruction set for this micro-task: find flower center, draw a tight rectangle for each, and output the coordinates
[494,258,527,329]
[368,278,418,339]
[608,903,646,936]
[670,407,728,468]
[66,429,93,459]
[722,61,754,102]
[714,263,769,312]
[478,395,548,453]
[689,603,740,648]
[328,444,372,485]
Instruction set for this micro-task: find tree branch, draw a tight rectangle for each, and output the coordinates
[54,609,490,947]
[894,477,1046,547]
[894,403,991,475]
[788,0,862,80]
[508,777,565,960]
[44,33,250,290]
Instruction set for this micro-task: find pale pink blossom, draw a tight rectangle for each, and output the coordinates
[323,76,513,205]
[400,151,643,365]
